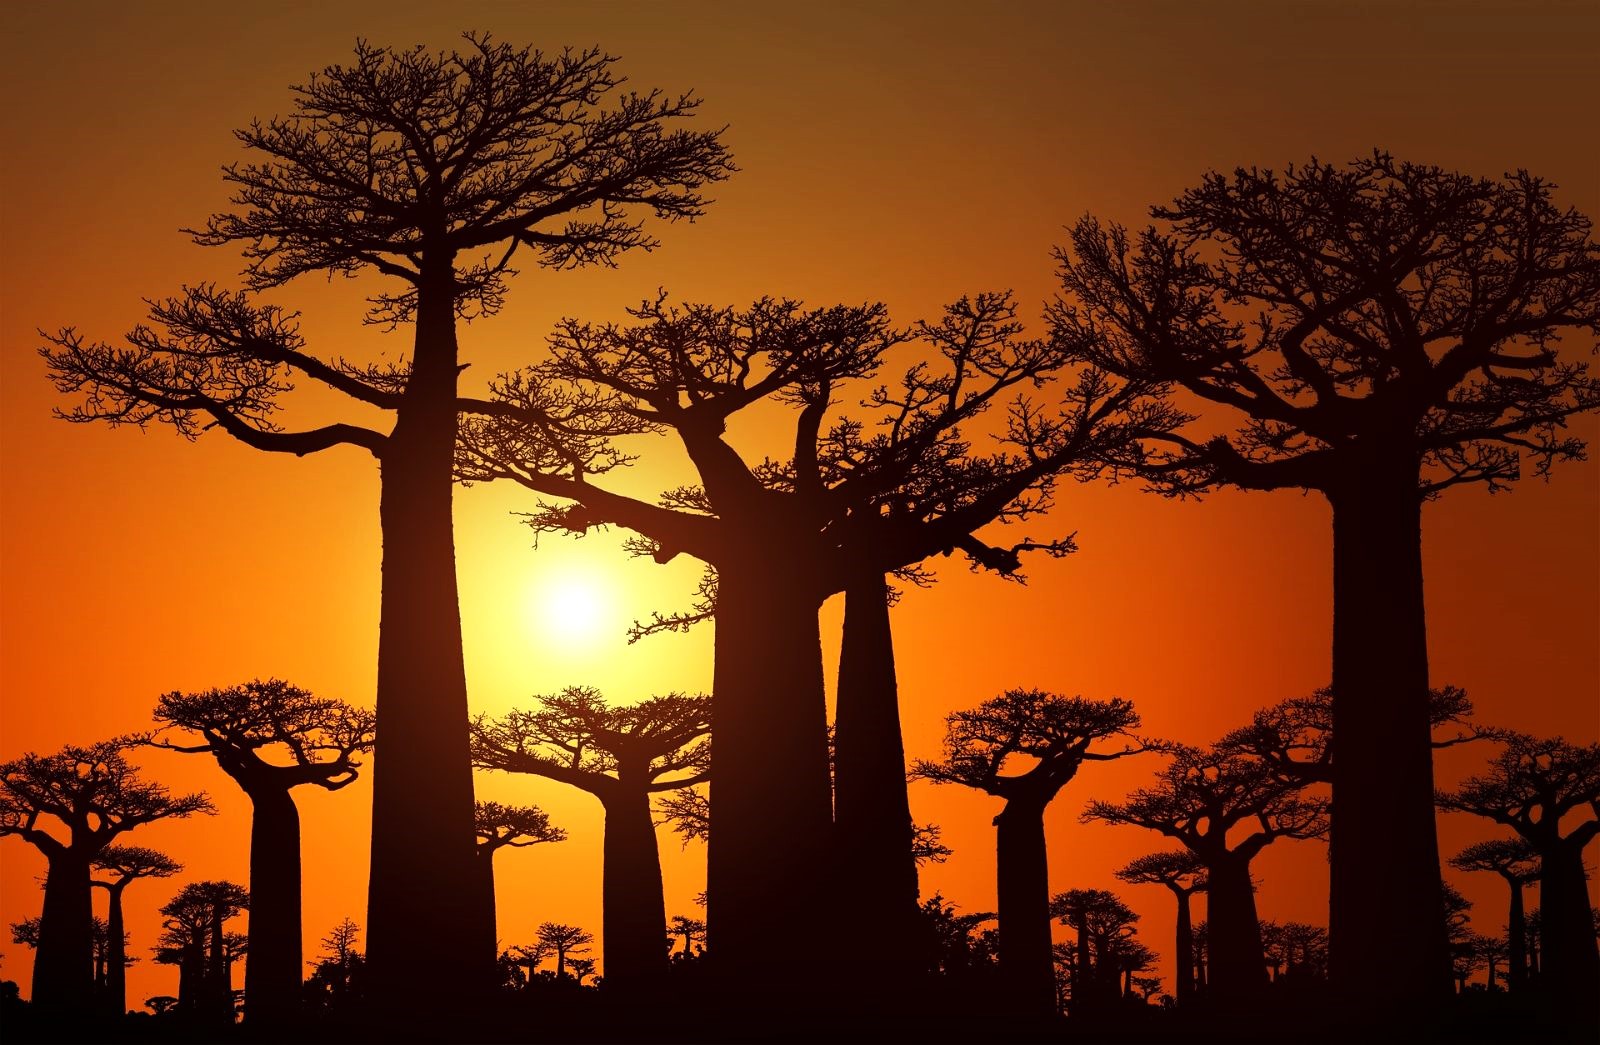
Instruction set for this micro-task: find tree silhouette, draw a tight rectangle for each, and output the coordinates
[914,893,998,985]
[472,688,709,988]
[913,690,1146,1015]
[1116,851,1207,1005]
[0,738,210,1010]
[668,915,706,960]
[149,679,372,1020]
[473,800,566,951]
[1449,838,1539,990]
[910,823,953,867]
[304,918,365,1009]
[654,787,708,847]
[1052,154,1600,1009]
[1052,888,1141,1011]
[1439,734,1600,1003]
[39,35,732,1006]
[160,881,249,1023]
[91,845,181,1016]
[1084,744,1327,1002]
[534,922,593,981]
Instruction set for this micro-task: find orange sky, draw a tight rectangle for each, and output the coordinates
[2,0,1597,1007]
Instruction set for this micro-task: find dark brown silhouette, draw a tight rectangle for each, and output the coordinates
[668,915,706,960]
[0,739,210,1011]
[472,688,709,989]
[1084,744,1327,1002]
[473,800,565,957]
[1439,734,1600,1005]
[159,881,249,1023]
[534,922,593,981]
[1449,839,1539,990]
[913,690,1146,1015]
[150,680,373,1021]
[304,918,364,1010]
[1116,851,1207,1005]
[1260,920,1330,985]
[39,35,732,1007]
[654,787,708,846]
[1052,154,1600,1010]
[90,845,181,1016]
[1052,888,1143,1011]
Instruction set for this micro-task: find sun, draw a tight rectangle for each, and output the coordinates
[534,571,613,647]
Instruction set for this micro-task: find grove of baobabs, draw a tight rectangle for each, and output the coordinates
[0,4,1596,1044]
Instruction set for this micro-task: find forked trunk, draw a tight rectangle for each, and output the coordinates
[601,782,670,990]
[244,785,302,1023]
[366,266,494,1007]
[1204,855,1267,1000]
[994,798,1055,1016]
[833,573,920,1004]
[1538,839,1600,1008]
[32,851,93,1010]
[1326,455,1450,1008]
[706,561,833,999]
[1174,888,1195,1006]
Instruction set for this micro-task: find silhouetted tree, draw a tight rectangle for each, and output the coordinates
[1270,922,1330,986]
[1449,838,1539,990]
[1132,974,1164,1003]
[654,787,708,847]
[145,995,178,1016]
[160,881,248,1023]
[40,35,732,1006]
[473,688,709,988]
[913,691,1146,1014]
[0,739,210,1010]
[91,845,180,1016]
[304,918,364,1009]
[150,680,372,1020]
[474,800,565,949]
[1053,154,1600,1009]
[668,915,706,960]
[1439,734,1600,1002]
[911,823,953,867]
[535,922,593,981]
[1116,851,1207,1005]
[1085,744,1327,1002]
[915,893,998,984]
[1053,889,1138,1010]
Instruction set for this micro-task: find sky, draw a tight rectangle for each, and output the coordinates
[2,0,1597,1006]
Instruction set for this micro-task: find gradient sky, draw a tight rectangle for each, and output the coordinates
[2,0,1597,1006]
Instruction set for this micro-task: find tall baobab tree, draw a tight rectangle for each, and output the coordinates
[912,690,1147,1015]
[472,688,709,989]
[1052,154,1600,1008]
[1439,734,1600,1003]
[91,845,181,1016]
[473,800,565,951]
[1449,839,1539,990]
[1116,851,1207,1005]
[534,922,593,981]
[39,36,733,1004]
[1084,744,1327,1001]
[0,739,210,1010]
[150,680,374,1021]
[1052,888,1141,1011]
[160,881,249,1023]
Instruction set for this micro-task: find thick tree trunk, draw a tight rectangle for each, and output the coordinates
[601,783,670,990]
[832,574,921,1004]
[105,882,128,1016]
[32,851,93,1010]
[366,266,494,1007]
[1504,875,1526,991]
[1326,457,1451,1009]
[706,561,834,998]
[994,799,1055,1016]
[177,938,203,1014]
[1204,856,1267,1001]
[1174,888,1195,1006]
[244,786,302,1023]
[1538,839,1600,1007]
[205,909,231,1022]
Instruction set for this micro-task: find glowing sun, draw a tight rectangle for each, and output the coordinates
[535,571,614,646]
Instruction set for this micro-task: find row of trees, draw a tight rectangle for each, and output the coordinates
[20,31,1600,1031]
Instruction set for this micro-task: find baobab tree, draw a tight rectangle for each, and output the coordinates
[1052,888,1140,1011]
[912,690,1147,1015]
[150,679,374,1021]
[474,800,566,951]
[0,738,210,1009]
[1052,154,1600,1008]
[534,922,593,981]
[1116,851,1207,1005]
[305,918,364,1009]
[1084,744,1328,1002]
[91,845,181,1016]
[39,35,732,1004]
[1439,734,1600,1002]
[160,881,249,1023]
[472,688,709,989]
[1449,839,1539,990]
[668,915,706,959]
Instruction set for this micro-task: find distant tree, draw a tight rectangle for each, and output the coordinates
[41,35,732,1006]
[91,845,181,1015]
[1053,889,1139,1011]
[915,893,998,982]
[668,915,706,959]
[910,823,953,867]
[1116,851,1207,1005]
[160,881,249,1023]
[1085,744,1327,1001]
[1439,734,1600,1001]
[1449,838,1539,990]
[1275,922,1330,985]
[151,680,373,1020]
[304,918,364,1008]
[0,738,210,1009]
[145,995,178,1016]
[474,801,565,946]
[568,957,597,985]
[1132,975,1164,1003]
[535,923,593,981]
[1477,934,1510,992]
[914,691,1146,1014]
[473,689,708,988]
[1053,154,1600,1009]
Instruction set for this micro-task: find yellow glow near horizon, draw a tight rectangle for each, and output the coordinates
[534,570,613,647]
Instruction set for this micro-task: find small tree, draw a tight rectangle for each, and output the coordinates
[1053,154,1600,1008]
[474,801,565,948]
[304,918,364,1009]
[91,845,181,1016]
[160,881,249,1023]
[473,688,709,988]
[534,923,593,981]
[913,690,1146,1015]
[0,739,210,1009]
[1449,839,1539,990]
[1052,888,1140,1011]
[1116,851,1207,1005]
[668,915,706,960]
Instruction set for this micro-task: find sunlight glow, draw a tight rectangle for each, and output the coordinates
[535,572,612,647]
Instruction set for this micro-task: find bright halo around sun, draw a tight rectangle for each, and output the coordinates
[534,569,615,648]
